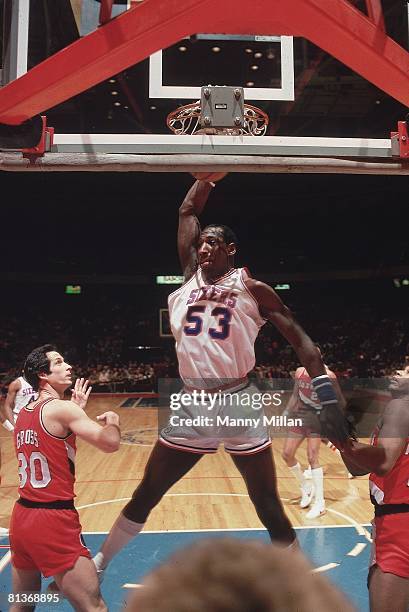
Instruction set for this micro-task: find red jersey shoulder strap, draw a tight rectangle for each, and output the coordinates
[23,397,55,412]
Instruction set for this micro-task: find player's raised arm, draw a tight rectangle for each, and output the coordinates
[246,279,325,377]
[58,401,121,453]
[42,378,121,453]
[178,180,214,280]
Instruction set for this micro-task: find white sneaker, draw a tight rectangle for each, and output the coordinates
[306,501,326,519]
[303,467,312,480]
[96,569,105,585]
[92,556,105,584]
[300,483,314,509]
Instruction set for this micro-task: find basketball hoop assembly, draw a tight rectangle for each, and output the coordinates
[1,0,409,172]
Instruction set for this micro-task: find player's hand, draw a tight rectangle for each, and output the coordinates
[191,171,227,184]
[317,405,351,451]
[97,411,120,427]
[310,375,352,450]
[71,378,92,410]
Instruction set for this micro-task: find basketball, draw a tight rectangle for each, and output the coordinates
[191,172,228,183]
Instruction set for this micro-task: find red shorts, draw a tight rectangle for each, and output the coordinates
[370,513,409,578]
[288,409,321,437]
[9,502,91,578]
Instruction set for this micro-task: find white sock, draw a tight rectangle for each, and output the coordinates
[311,467,324,505]
[286,538,299,551]
[94,514,145,570]
[289,463,306,488]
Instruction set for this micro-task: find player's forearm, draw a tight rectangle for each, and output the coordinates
[293,340,326,379]
[98,424,121,453]
[0,406,14,431]
[285,393,298,413]
[3,401,14,424]
[179,180,213,216]
[341,439,388,475]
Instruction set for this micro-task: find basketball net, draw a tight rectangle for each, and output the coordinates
[167,101,269,136]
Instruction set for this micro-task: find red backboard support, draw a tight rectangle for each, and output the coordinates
[0,0,408,125]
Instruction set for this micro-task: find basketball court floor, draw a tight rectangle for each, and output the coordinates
[0,396,374,611]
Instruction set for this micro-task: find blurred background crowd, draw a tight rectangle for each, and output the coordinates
[1,279,407,394]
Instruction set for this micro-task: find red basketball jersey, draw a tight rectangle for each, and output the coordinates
[14,398,76,502]
[370,426,409,504]
[295,367,336,410]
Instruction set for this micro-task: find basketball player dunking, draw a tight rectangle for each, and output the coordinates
[93,177,349,573]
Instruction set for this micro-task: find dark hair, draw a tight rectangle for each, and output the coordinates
[204,224,238,247]
[23,344,56,391]
[129,538,355,612]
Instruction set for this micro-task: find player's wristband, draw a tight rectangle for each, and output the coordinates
[310,376,351,448]
[2,419,14,432]
[311,375,337,406]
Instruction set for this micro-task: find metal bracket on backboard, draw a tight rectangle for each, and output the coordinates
[21,116,54,158]
[149,35,294,101]
[391,121,409,158]
[200,86,245,129]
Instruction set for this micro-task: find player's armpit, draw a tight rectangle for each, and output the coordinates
[245,280,312,346]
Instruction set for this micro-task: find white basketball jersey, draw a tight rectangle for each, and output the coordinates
[13,376,38,420]
[168,268,265,388]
